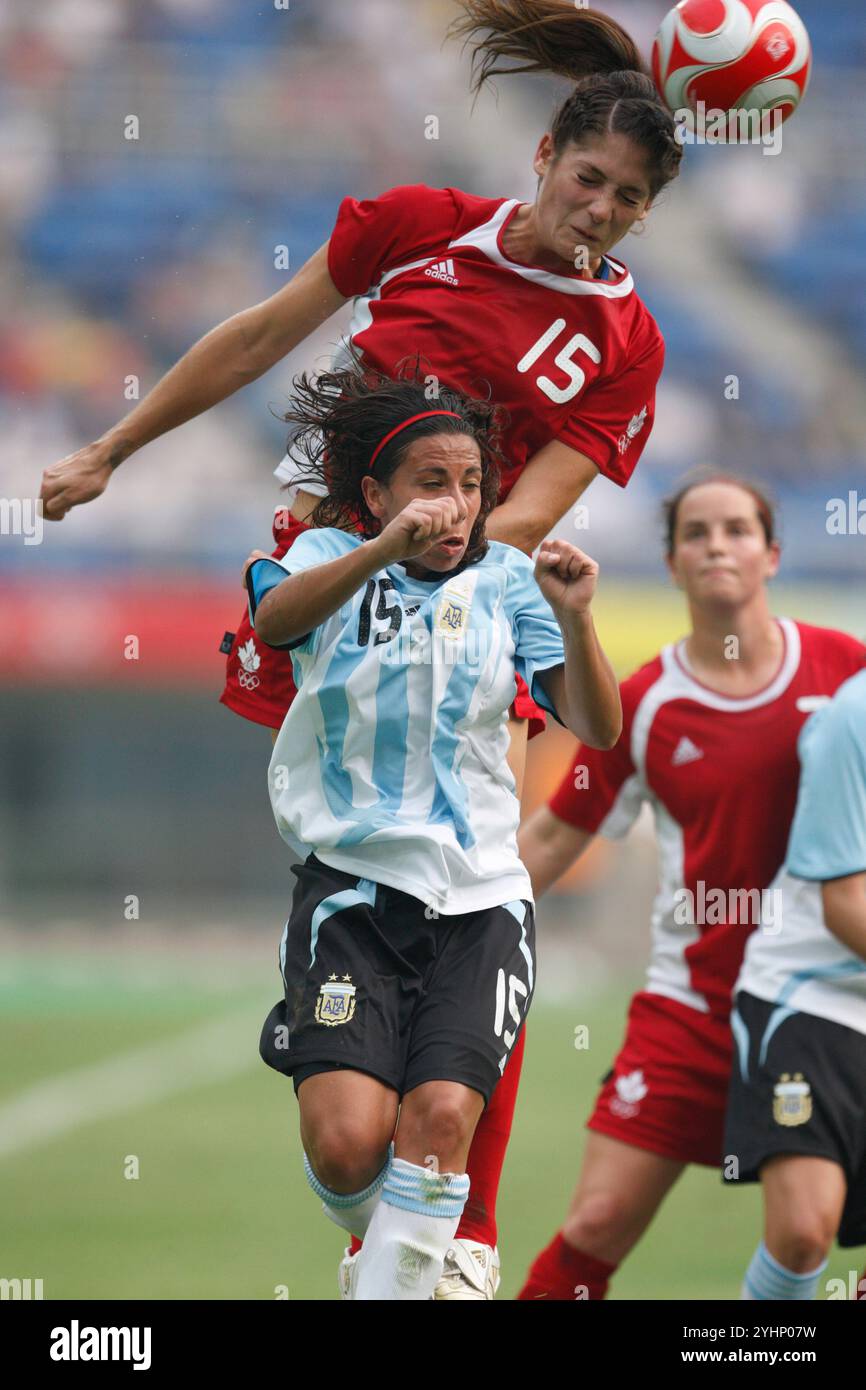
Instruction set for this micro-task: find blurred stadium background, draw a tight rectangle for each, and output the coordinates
[1,0,864,1299]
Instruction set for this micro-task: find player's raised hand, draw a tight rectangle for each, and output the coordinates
[534,539,599,616]
[39,440,118,521]
[375,496,469,564]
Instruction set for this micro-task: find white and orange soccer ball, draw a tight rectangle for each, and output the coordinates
[652,0,812,134]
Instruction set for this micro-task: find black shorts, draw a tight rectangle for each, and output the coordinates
[724,991,866,1247]
[259,854,535,1106]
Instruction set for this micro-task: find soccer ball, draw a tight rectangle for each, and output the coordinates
[652,0,812,134]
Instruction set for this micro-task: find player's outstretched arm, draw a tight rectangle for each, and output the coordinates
[518,805,594,900]
[821,873,866,962]
[249,497,467,647]
[534,539,621,749]
[39,243,346,521]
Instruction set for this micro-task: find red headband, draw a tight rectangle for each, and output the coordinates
[369,411,462,471]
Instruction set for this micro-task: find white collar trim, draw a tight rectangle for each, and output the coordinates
[448,199,635,299]
[663,618,801,712]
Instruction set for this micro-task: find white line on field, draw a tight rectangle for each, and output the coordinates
[0,1011,263,1159]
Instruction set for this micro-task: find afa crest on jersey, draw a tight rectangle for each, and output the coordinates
[773,1072,812,1127]
[315,976,357,1027]
[435,577,473,640]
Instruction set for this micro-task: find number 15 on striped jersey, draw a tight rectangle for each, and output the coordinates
[517,320,601,405]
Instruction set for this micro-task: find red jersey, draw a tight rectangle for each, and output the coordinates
[549,621,866,1020]
[320,184,664,498]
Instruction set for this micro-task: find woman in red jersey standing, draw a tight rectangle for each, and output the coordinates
[516,474,866,1300]
[39,3,682,1296]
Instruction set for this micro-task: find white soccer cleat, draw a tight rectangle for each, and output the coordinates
[433,1241,501,1300]
[340,1239,500,1300]
[338,1246,360,1300]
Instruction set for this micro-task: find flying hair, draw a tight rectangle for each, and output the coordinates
[280,356,504,560]
[450,0,646,90]
[449,2,682,198]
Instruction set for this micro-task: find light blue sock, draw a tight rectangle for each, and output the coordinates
[742,1240,827,1300]
[354,1158,471,1300]
[303,1146,392,1239]
[382,1157,471,1219]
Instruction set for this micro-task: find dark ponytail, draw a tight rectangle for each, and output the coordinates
[450,1,682,199]
[451,0,645,87]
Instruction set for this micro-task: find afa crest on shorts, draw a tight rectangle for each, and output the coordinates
[773,1072,812,1127]
[315,975,357,1027]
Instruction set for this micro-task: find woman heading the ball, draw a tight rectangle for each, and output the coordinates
[246,365,620,1301]
[514,474,865,1300]
[40,2,683,1292]
[41,0,680,761]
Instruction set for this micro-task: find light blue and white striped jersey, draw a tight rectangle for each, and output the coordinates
[249,530,565,915]
[736,669,866,1034]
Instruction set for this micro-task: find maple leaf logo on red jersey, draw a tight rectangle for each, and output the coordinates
[615,1070,648,1105]
[238,639,261,674]
[617,405,648,456]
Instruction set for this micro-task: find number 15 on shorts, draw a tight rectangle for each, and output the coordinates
[494,969,529,1074]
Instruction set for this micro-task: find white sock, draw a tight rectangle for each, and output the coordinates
[353,1157,470,1301]
[741,1240,827,1300]
[303,1147,391,1239]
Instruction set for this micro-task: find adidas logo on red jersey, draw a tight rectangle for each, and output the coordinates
[424,258,459,286]
[672,736,704,766]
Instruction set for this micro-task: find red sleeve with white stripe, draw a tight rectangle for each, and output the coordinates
[327,184,468,298]
[557,319,665,488]
[549,662,658,835]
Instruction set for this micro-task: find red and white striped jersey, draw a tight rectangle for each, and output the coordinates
[279,183,664,500]
[548,621,866,1019]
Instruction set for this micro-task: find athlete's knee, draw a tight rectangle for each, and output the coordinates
[305,1124,389,1195]
[400,1084,478,1168]
[563,1189,635,1257]
[767,1208,837,1273]
[763,1159,842,1271]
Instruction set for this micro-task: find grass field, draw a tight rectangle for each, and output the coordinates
[0,944,860,1301]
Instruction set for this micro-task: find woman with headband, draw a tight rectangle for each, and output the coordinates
[245,362,621,1300]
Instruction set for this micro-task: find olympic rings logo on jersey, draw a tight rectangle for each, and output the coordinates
[236,637,262,690]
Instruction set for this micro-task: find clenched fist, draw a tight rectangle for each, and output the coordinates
[39,440,120,521]
[373,496,470,565]
[534,539,599,616]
